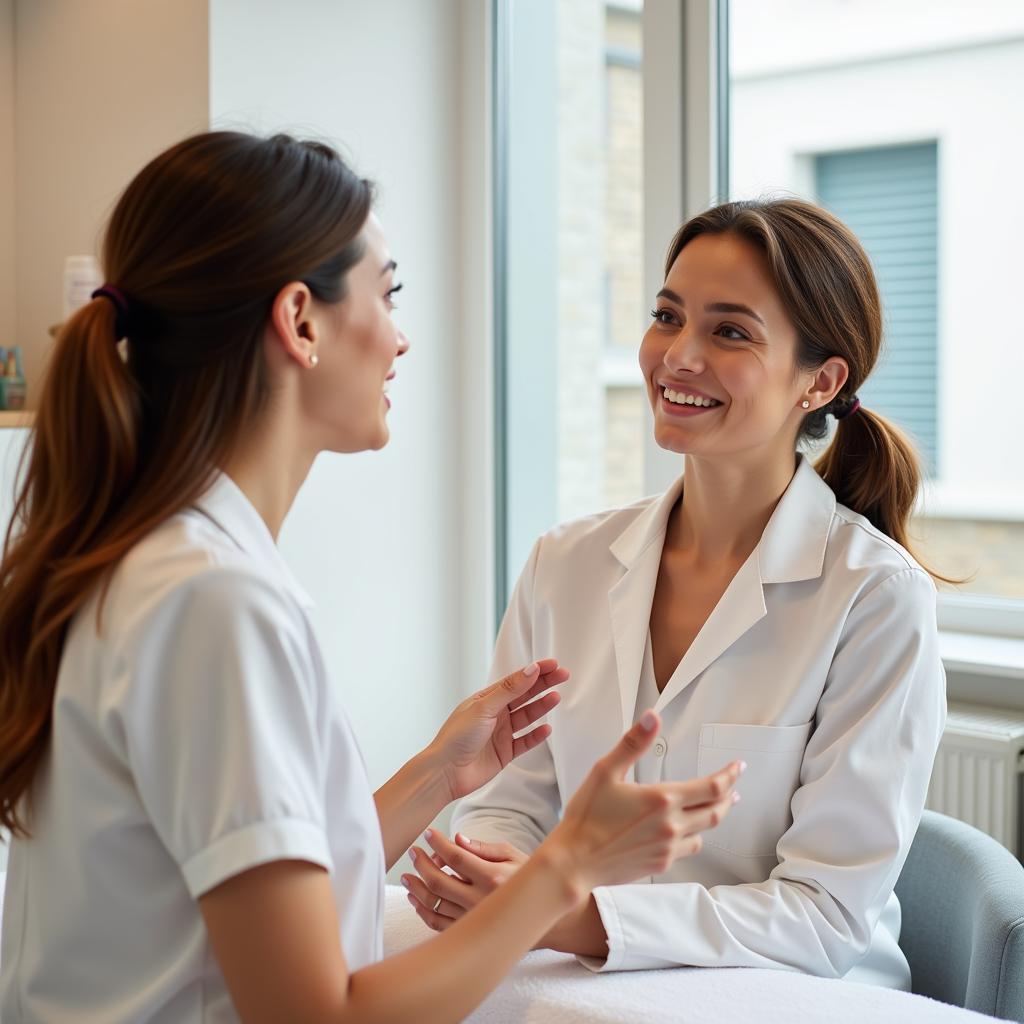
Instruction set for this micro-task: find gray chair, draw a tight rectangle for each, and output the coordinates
[896,809,1024,1020]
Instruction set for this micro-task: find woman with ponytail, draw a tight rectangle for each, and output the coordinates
[0,132,743,1023]
[415,199,948,991]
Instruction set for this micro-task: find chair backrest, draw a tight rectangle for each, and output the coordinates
[895,810,1024,1021]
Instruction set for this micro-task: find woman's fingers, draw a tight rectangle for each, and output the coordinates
[478,663,542,718]
[511,722,552,759]
[506,668,570,714]
[682,790,741,836]
[508,690,560,734]
[402,872,463,925]
[422,829,462,864]
[595,710,661,780]
[404,888,460,931]
[552,741,745,888]
[409,846,472,906]
[401,871,438,909]
[664,760,745,808]
[454,833,523,864]
[484,660,569,716]
[422,831,491,887]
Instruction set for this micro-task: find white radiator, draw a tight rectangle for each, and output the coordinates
[926,701,1024,856]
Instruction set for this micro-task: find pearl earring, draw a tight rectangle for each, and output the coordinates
[309,353,319,369]
[801,400,810,409]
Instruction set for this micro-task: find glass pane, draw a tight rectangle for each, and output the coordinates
[728,0,1024,598]
[502,0,647,592]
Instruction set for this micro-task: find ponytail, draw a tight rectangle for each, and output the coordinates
[0,131,373,835]
[0,298,146,835]
[814,408,919,553]
[813,408,957,584]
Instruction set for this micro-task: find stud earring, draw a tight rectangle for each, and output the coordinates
[309,353,319,369]
[801,399,810,409]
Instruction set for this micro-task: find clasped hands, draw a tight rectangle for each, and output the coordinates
[403,788,741,955]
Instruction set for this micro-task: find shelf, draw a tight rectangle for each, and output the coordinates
[0,412,33,429]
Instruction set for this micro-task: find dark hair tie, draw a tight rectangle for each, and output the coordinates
[834,396,861,420]
[91,285,133,338]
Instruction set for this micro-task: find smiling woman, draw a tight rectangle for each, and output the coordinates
[433,196,948,991]
[651,199,944,574]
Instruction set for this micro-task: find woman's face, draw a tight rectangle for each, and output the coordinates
[305,215,409,453]
[639,231,822,462]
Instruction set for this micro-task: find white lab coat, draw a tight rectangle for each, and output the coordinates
[454,456,946,987]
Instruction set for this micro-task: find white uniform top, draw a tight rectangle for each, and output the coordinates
[455,456,946,987]
[632,637,666,785]
[0,474,385,1023]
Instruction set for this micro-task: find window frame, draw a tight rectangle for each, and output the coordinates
[491,0,1024,643]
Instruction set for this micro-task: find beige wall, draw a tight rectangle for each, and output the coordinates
[14,0,209,407]
[0,0,14,350]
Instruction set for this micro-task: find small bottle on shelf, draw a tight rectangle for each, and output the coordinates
[0,345,26,411]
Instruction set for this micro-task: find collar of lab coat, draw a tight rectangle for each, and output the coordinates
[192,472,316,612]
[605,455,836,724]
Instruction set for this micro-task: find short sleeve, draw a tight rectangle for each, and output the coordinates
[117,568,332,898]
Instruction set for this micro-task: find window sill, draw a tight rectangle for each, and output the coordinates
[940,630,1024,682]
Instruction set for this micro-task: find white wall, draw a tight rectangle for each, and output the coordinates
[731,0,1024,77]
[14,0,209,405]
[731,39,1024,516]
[209,0,469,800]
[0,0,14,347]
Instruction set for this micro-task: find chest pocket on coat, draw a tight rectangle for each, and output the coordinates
[697,720,812,858]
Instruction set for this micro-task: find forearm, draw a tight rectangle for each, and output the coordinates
[343,847,580,1024]
[542,894,609,959]
[374,747,450,871]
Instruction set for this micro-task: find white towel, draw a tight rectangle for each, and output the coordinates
[0,875,993,1021]
[383,886,991,1023]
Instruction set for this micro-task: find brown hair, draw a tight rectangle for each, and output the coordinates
[0,131,373,835]
[665,197,950,580]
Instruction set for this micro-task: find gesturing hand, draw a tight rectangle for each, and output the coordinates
[430,660,570,803]
[406,715,745,946]
[552,712,742,891]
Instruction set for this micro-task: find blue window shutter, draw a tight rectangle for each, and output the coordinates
[815,142,939,475]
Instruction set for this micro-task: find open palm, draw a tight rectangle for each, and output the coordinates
[433,659,570,801]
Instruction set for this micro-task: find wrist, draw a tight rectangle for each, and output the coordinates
[543,895,608,958]
[408,745,454,811]
[531,835,589,915]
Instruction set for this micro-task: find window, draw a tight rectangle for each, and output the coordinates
[816,142,939,475]
[729,0,1024,604]
[495,0,1024,622]
[497,0,648,597]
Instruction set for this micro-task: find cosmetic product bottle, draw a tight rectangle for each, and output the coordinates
[0,345,26,410]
